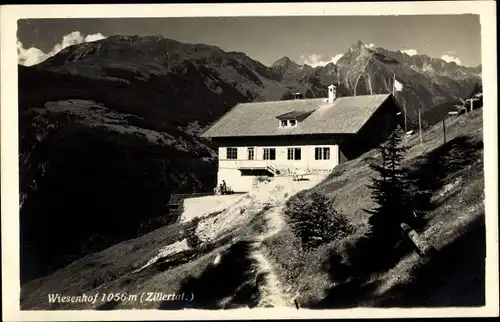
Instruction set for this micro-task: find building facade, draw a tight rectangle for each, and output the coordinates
[201,85,406,192]
[214,136,344,192]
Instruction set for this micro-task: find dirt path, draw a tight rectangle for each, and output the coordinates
[130,174,326,309]
[246,175,327,308]
[249,204,294,308]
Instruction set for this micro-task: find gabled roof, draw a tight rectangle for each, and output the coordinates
[201,93,395,138]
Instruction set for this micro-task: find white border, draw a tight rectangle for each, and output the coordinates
[1,1,498,321]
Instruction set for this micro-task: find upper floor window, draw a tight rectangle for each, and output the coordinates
[226,147,238,160]
[263,148,276,160]
[247,147,255,160]
[276,110,314,128]
[287,147,302,160]
[315,147,330,160]
[279,119,298,128]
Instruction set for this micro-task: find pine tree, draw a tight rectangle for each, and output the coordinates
[366,128,413,243]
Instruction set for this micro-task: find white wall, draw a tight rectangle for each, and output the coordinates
[217,168,255,192]
[216,144,339,191]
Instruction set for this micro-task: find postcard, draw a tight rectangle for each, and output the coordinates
[1,1,498,321]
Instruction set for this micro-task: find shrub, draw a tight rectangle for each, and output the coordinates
[284,192,355,250]
[185,217,202,248]
[255,175,271,183]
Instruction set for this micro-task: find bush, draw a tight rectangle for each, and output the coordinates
[185,217,202,248]
[284,192,355,250]
[255,175,271,183]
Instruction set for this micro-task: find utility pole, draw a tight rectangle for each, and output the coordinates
[418,108,423,145]
[442,118,447,143]
[448,111,459,136]
[403,104,408,146]
[393,72,407,146]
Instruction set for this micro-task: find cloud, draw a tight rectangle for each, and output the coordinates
[300,53,344,67]
[441,54,462,65]
[82,33,107,43]
[401,49,418,56]
[17,31,107,66]
[17,41,48,67]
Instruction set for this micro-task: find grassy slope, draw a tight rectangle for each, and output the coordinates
[20,183,286,310]
[262,109,485,307]
[20,210,257,310]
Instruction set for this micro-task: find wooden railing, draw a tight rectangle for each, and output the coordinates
[167,192,213,206]
[171,192,213,198]
[267,165,277,175]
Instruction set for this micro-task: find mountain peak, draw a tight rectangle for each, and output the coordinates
[271,56,298,68]
[347,40,376,55]
[350,40,365,50]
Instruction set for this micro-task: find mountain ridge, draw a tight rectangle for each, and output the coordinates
[31,36,481,128]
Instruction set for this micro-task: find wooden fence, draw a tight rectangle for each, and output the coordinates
[167,192,214,206]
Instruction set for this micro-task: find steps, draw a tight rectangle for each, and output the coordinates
[266,165,278,176]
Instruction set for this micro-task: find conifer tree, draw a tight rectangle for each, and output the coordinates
[366,127,413,243]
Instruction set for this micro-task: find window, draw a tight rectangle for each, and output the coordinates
[279,119,298,127]
[287,147,302,160]
[295,148,302,160]
[263,148,276,160]
[315,147,330,160]
[226,147,238,160]
[247,147,255,160]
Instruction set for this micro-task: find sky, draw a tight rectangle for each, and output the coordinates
[17,15,482,68]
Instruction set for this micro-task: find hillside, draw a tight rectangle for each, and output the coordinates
[19,34,481,285]
[20,109,484,309]
[263,109,485,307]
[21,171,328,310]
[19,98,218,284]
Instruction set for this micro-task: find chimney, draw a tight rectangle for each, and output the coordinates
[328,84,337,103]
